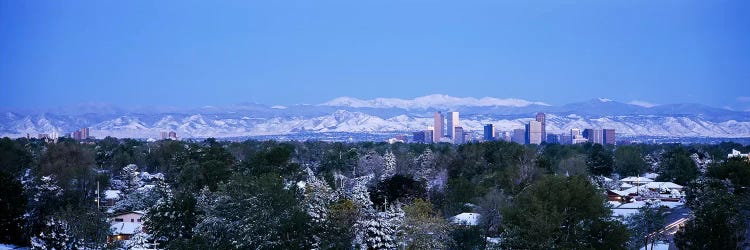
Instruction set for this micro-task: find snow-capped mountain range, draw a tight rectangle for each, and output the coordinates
[2,95,749,139]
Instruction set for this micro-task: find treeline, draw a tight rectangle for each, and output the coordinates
[0,136,749,249]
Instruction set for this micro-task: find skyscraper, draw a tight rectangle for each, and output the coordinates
[592,129,603,144]
[525,121,542,145]
[582,129,594,141]
[424,129,434,144]
[433,112,444,143]
[483,124,495,141]
[80,127,89,140]
[603,129,616,145]
[512,129,525,144]
[412,131,425,143]
[536,113,546,143]
[446,111,459,140]
[454,126,465,144]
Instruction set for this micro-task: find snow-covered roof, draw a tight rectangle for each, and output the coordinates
[618,201,647,209]
[643,173,659,179]
[112,210,145,217]
[607,201,622,207]
[620,183,634,188]
[620,177,654,183]
[104,190,122,200]
[642,182,683,190]
[611,208,640,218]
[110,222,142,235]
[602,176,613,182]
[451,213,480,226]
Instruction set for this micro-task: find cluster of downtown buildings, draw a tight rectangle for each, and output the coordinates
[413,112,616,145]
[31,127,91,142]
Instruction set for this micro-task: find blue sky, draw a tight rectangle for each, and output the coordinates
[1,1,748,110]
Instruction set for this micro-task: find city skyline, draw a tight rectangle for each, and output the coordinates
[1,1,749,110]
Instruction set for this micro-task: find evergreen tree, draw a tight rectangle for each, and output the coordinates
[382,150,397,181]
[675,179,746,249]
[615,146,647,177]
[657,147,698,185]
[587,144,614,176]
[0,170,26,245]
[30,217,78,250]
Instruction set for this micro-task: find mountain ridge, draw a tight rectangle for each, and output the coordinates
[2,95,749,139]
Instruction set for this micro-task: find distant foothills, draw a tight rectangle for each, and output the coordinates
[1,95,749,141]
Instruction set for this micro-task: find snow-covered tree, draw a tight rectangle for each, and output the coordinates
[382,151,396,181]
[303,168,334,224]
[350,174,374,209]
[357,203,404,249]
[120,164,141,194]
[30,217,79,250]
[357,151,383,178]
[24,175,63,241]
[413,148,436,183]
[124,228,151,249]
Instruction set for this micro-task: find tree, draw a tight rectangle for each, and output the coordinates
[707,157,750,187]
[657,147,698,185]
[0,170,26,245]
[0,137,32,177]
[357,204,404,250]
[31,217,77,250]
[627,202,667,250]
[402,198,452,249]
[503,175,628,249]
[192,173,311,249]
[319,199,359,249]
[587,144,614,176]
[120,164,141,194]
[144,192,199,248]
[369,175,426,208]
[24,175,64,243]
[675,179,746,249]
[615,146,647,177]
[476,189,508,248]
[382,150,397,181]
[557,154,588,177]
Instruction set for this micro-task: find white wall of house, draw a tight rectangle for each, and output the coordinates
[112,212,143,223]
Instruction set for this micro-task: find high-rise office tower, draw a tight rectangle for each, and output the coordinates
[536,113,546,143]
[483,124,495,141]
[512,129,526,144]
[582,129,594,141]
[454,126,465,144]
[603,129,616,145]
[433,112,444,142]
[80,127,89,140]
[413,131,425,143]
[424,129,434,144]
[446,112,459,140]
[592,129,603,144]
[525,121,542,145]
